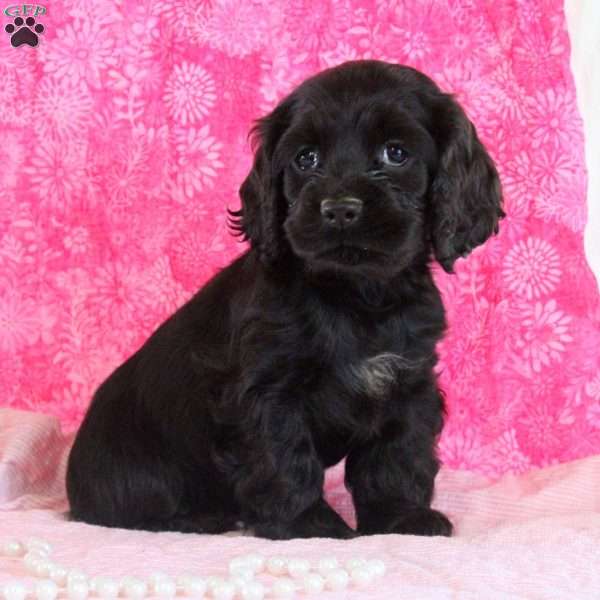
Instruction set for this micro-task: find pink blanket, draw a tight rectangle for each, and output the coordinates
[2,409,600,597]
[1,2,599,478]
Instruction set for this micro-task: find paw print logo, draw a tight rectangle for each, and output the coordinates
[5,16,44,47]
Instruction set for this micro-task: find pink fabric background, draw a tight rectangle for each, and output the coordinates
[1,0,599,478]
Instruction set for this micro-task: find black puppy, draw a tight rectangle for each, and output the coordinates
[67,60,503,539]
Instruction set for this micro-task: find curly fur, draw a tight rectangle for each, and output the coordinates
[67,61,503,539]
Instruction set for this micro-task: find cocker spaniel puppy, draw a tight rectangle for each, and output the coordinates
[67,60,503,539]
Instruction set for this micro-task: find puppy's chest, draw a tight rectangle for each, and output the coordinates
[306,317,409,428]
[317,313,409,393]
[341,351,410,398]
[307,348,408,465]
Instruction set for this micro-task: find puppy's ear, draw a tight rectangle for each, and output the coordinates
[228,100,292,266]
[428,95,504,273]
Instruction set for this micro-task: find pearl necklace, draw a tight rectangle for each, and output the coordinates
[1,538,386,599]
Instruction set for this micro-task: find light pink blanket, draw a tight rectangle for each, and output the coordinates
[1,0,600,478]
[2,409,599,597]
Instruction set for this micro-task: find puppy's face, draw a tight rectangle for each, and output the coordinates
[234,61,504,278]
[279,84,436,278]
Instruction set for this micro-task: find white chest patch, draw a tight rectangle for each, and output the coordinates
[351,353,412,398]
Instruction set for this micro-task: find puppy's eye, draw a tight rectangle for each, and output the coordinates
[295,148,320,171]
[382,142,409,166]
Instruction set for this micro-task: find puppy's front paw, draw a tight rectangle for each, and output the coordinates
[252,499,357,540]
[253,518,356,540]
[389,508,453,537]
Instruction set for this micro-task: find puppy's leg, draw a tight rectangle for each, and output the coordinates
[68,428,240,535]
[345,389,453,537]
[226,402,353,540]
[67,367,240,535]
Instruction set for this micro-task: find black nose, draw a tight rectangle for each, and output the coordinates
[320,197,363,229]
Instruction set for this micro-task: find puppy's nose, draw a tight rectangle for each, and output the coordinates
[320,197,363,229]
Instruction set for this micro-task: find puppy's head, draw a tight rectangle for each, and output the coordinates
[231,61,503,277]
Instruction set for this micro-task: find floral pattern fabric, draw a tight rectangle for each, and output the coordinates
[1,0,599,477]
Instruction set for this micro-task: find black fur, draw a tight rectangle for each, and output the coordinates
[67,61,503,539]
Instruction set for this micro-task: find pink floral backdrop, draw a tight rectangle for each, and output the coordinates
[1,0,599,478]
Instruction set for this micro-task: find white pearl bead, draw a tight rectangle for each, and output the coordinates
[366,559,386,578]
[35,579,59,600]
[228,566,254,581]
[229,556,250,572]
[286,559,310,578]
[301,573,324,594]
[243,553,265,573]
[67,580,89,600]
[121,578,147,600]
[211,581,235,600]
[34,560,55,578]
[89,576,99,594]
[26,538,53,556]
[2,580,28,600]
[345,557,367,571]
[24,551,44,574]
[271,578,296,598]
[180,576,206,597]
[324,568,349,591]
[206,576,224,594]
[316,557,338,574]
[95,577,119,598]
[49,564,69,586]
[175,574,190,588]
[350,567,373,588]
[153,578,176,598]
[265,556,287,576]
[239,581,264,600]
[229,553,265,575]
[147,572,169,590]
[2,539,25,557]
[228,576,249,595]
[67,570,88,586]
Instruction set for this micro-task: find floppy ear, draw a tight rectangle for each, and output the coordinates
[228,100,292,266]
[428,94,504,273]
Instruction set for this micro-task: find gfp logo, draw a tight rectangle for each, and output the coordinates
[4,4,46,16]
[4,4,46,47]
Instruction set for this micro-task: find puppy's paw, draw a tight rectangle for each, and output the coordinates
[388,508,453,537]
[252,499,357,540]
[253,518,356,540]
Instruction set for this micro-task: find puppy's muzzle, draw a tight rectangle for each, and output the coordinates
[320,197,363,229]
